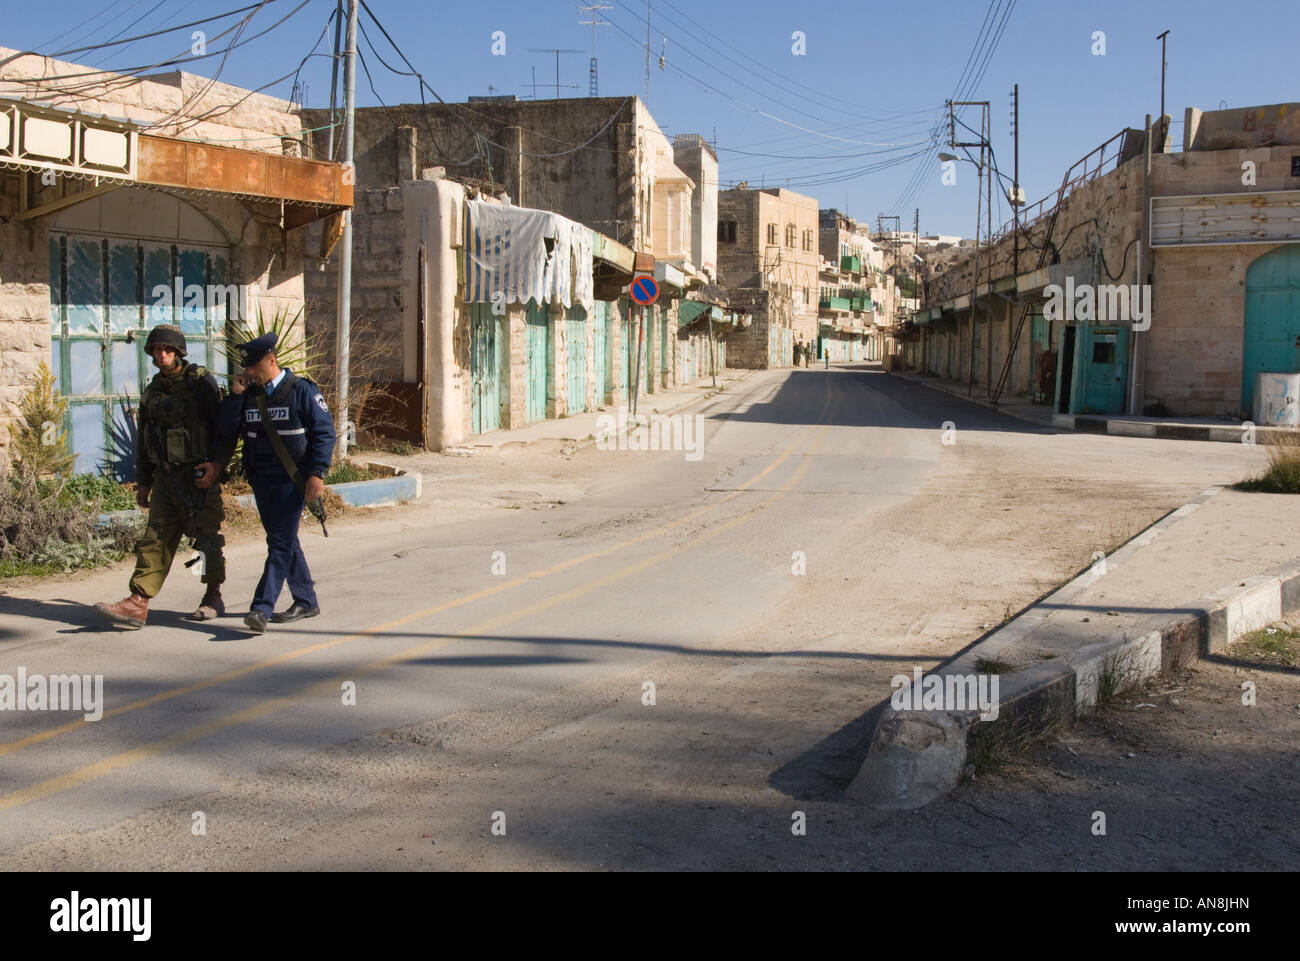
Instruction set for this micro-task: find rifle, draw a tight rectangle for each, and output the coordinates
[253,393,329,537]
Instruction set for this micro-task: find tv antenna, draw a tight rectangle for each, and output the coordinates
[525,48,584,98]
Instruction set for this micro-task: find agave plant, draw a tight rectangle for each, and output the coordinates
[223,303,321,382]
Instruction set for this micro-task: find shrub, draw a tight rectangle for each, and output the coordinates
[325,460,372,485]
[10,361,74,478]
[0,472,98,561]
[56,473,136,512]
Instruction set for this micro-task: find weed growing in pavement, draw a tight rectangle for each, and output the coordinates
[967,711,1062,777]
[1235,432,1300,494]
[974,656,1013,675]
[1095,646,1152,707]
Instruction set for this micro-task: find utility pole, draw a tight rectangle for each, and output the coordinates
[1157,30,1169,123]
[949,100,990,395]
[326,0,341,160]
[335,0,357,458]
[1012,83,1020,277]
[644,2,653,103]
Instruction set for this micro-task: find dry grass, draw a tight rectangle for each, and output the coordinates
[1237,431,1300,494]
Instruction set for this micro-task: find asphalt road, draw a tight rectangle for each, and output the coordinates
[0,364,1275,869]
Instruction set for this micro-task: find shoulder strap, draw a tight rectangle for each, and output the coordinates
[253,392,306,497]
[270,371,299,406]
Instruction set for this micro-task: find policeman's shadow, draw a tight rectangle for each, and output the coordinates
[137,609,252,642]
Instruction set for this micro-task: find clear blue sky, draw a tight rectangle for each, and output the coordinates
[5,0,1296,236]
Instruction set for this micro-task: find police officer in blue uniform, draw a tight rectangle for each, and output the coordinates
[219,332,335,634]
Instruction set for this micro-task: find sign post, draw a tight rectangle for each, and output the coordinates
[628,275,659,416]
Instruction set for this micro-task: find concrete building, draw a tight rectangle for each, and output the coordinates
[716,186,819,367]
[0,48,351,474]
[913,101,1300,419]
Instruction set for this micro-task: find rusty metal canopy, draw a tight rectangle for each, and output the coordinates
[1,98,351,226]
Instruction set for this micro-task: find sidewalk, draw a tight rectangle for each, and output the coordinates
[850,484,1300,809]
[890,368,1295,443]
[441,368,756,453]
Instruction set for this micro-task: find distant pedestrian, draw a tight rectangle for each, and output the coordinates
[218,332,335,635]
[824,346,829,369]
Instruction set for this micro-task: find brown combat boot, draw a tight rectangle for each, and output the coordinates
[95,593,149,629]
[188,586,224,621]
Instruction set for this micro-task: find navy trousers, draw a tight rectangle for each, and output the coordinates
[249,474,317,615]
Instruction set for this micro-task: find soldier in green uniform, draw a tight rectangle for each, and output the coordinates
[95,325,235,628]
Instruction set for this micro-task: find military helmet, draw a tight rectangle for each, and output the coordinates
[145,324,187,356]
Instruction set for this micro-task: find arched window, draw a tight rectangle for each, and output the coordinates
[718,220,738,243]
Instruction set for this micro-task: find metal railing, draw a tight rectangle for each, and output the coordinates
[987,129,1132,246]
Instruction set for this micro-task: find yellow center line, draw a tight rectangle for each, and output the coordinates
[0,376,836,759]
[0,396,838,814]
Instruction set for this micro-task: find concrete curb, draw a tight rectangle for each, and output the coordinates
[232,466,422,510]
[846,485,1298,810]
[1055,413,1267,444]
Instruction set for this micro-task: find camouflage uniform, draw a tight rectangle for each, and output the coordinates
[129,360,233,597]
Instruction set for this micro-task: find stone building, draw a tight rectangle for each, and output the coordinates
[0,48,350,474]
[716,187,819,368]
[298,96,725,448]
[913,101,1300,419]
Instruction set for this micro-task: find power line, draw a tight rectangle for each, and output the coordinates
[33,2,266,62]
[607,0,932,139]
[0,0,300,101]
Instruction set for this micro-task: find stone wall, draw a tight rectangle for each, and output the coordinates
[303,98,665,252]
[304,186,405,384]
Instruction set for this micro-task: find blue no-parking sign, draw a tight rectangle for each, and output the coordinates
[629,274,659,305]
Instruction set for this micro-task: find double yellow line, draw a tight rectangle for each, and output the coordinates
[0,375,840,813]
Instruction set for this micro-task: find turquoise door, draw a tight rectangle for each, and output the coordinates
[592,301,607,406]
[50,233,231,479]
[525,300,549,423]
[1243,244,1300,415]
[470,302,501,434]
[1064,325,1129,414]
[565,305,587,414]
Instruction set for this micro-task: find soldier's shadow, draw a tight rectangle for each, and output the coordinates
[0,595,248,642]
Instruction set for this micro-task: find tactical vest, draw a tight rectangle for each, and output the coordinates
[141,363,213,468]
[241,372,310,469]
